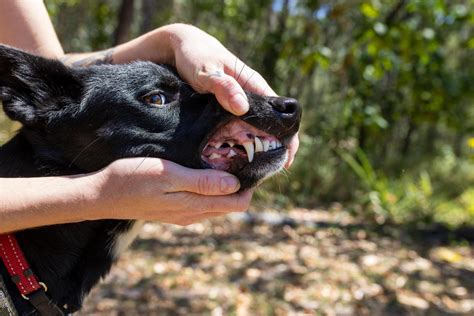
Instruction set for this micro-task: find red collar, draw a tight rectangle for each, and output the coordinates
[0,233,43,297]
[0,233,64,315]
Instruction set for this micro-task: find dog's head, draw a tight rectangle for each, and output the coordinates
[0,45,301,189]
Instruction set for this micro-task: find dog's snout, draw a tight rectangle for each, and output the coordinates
[269,97,301,119]
[270,97,299,116]
[268,97,301,130]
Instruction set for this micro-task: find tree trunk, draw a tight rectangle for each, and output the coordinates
[140,0,157,34]
[401,119,415,156]
[261,0,289,84]
[114,0,135,46]
[358,125,366,150]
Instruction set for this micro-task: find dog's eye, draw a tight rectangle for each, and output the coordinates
[143,92,167,106]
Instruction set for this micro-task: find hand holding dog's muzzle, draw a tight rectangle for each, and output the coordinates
[165,24,276,116]
[93,158,252,226]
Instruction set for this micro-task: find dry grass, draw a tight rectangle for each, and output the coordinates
[80,208,474,316]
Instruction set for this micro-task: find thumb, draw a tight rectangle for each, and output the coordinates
[167,164,241,195]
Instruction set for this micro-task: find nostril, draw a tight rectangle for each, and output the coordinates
[271,97,299,115]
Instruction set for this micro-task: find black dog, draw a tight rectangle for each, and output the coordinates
[0,45,301,315]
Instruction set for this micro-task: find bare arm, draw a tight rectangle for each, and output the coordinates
[0,158,247,233]
[0,0,63,58]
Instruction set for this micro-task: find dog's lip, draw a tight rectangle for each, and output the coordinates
[200,146,286,172]
[200,118,287,169]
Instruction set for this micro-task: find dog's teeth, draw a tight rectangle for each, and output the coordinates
[263,139,270,152]
[243,142,255,163]
[228,141,235,147]
[254,137,263,152]
[214,142,223,149]
[227,149,237,158]
[270,140,276,149]
[276,140,282,148]
[209,153,222,160]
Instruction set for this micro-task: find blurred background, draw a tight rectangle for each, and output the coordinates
[1,0,473,315]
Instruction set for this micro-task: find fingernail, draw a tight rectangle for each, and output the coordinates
[220,176,240,193]
[229,93,249,115]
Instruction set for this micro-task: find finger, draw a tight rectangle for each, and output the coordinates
[196,68,249,116]
[285,133,300,169]
[172,189,253,213]
[225,60,277,96]
[164,162,241,195]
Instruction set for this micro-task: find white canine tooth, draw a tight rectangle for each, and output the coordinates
[209,153,222,160]
[242,142,255,163]
[276,140,282,148]
[263,139,270,152]
[227,149,237,158]
[254,136,263,152]
[228,141,235,147]
[271,140,276,149]
[214,142,223,149]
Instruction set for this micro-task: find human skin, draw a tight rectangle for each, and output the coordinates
[0,0,298,233]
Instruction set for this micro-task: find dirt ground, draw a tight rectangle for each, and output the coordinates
[80,208,474,316]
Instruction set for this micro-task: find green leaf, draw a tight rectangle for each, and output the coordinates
[361,3,379,19]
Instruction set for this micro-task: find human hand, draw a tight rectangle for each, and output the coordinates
[162,24,276,116]
[285,133,299,168]
[90,158,252,226]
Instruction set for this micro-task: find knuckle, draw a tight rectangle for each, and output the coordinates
[152,160,166,174]
[193,69,208,92]
[218,76,238,91]
[197,175,213,195]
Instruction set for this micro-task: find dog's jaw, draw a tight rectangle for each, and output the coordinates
[199,117,293,190]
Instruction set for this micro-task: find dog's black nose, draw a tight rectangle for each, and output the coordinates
[269,97,300,118]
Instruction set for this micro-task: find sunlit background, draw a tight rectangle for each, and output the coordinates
[1,0,473,315]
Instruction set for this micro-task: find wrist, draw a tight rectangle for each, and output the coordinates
[112,24,180,66]
[79,169,115,221]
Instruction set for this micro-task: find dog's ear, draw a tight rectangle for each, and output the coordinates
[0,45,82,127]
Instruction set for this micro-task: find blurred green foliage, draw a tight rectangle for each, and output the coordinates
[1,0,473,228]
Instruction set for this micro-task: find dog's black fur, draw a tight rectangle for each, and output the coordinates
[0,45,300,314]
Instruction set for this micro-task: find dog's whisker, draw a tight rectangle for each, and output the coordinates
[236,62,246,83]
[242,70,256,91]
[124,154,150,184]
[116,155,151,202]
[234,57,238,79]
[278,168,290,180]
[276,174,282,195]
[68,137,102,168]
[242,114,258,121]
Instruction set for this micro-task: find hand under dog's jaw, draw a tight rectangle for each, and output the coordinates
[201,119,287,174]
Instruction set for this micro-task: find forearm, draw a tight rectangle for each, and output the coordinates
[0,0,63,58]
[61,25,178,67]
[0,174,101,233]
